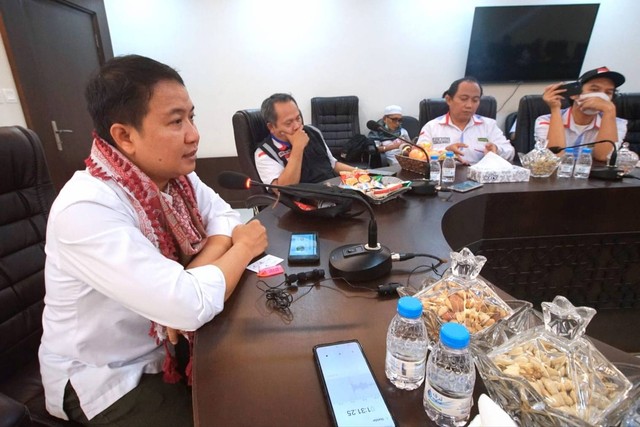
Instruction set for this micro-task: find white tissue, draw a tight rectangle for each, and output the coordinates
[469,151,513,171]
[577,92,610,115]
[467,394,517,427]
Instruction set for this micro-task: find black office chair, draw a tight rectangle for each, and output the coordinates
[418,96,497,128]
[232,109,270,197]
[310,96,360,158]
[0,126,80,427]
[401,115,420,141]
[513,95,570,154]
[504,111,518,141]
[614,92,640,154]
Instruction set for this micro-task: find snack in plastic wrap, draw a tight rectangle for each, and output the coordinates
[473,296,635,426]
[412,247,513,345]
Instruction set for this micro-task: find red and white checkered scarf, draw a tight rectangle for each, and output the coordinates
[85,135,206,384]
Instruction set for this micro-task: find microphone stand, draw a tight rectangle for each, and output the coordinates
[218,172,392,281]
[548,139,622,181]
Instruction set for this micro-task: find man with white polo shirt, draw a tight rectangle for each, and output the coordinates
[417,77,514,165]
[535,66,627,162]
[254,93,355,186]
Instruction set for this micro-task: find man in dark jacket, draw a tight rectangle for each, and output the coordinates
[254,93,355,185]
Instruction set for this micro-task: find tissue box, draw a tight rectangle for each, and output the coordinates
[468,165,530,183]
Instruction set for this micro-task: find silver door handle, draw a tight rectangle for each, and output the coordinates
[51,120,73,151]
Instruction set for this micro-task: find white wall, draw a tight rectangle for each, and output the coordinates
[2,0,638,156]
[0,34,27,127]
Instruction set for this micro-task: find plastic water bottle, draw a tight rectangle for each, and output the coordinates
[441,151,456,184]
[573,147,593,179]
[557,147,576,178]
[429,155,441,183]
[424,323,475,427]
[385,296,428,390]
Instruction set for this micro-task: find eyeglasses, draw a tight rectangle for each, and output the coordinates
[386,117,403,123]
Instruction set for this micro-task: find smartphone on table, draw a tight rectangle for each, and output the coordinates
[288,232,320,264]
[450,180,484,193]
[313,340,396,427]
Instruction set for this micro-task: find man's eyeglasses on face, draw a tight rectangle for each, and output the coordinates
[387,117,403,123]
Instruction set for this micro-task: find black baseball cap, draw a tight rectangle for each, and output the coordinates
[579,66,625,87]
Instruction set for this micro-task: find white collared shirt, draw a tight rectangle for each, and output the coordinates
[39,171,240,420]
[535,107,628,148]
[417,114,515,165]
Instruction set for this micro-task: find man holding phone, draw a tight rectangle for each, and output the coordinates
[535,66,628,162]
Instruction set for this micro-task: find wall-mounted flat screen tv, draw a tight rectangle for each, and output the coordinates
[464,4,600,83]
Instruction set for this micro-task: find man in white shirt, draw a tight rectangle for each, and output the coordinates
[254,93,355,186]
[39,55,268,426]
[417,77,515,165]
[367,105,411,165]
[535,66,627,162]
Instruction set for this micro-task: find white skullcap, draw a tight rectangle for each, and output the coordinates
[384,105,402,116]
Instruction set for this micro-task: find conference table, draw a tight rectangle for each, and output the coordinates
[193,166,640,427]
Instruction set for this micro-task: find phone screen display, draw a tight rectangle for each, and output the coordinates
[450,180,483,193]
[313,341,395,427]
[288,232,319,263]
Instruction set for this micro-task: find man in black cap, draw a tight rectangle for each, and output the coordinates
[535,66,627,162]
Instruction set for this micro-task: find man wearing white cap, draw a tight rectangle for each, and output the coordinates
[367,105,410,165]
[536,66,627,162]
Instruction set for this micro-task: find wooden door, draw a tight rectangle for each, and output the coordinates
[0,0,113,190]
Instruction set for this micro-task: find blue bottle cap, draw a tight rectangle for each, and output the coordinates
[440,322,470,349]
[445,151,454,158]
[565,148,575,154]
[397,296,423,319]
[583,148,592,154]
[430,155,439,160]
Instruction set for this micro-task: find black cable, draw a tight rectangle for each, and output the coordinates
[391,252,447,268]
[497,81,522,113]
[256,261,448,315]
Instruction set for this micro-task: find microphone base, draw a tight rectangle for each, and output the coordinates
[329,244,392,282]
[589,167,623,181]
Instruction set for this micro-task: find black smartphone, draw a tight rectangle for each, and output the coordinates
[450,180,484,193]
[288,232,320,264]
[559,81,582,98]
[313,340,396,427]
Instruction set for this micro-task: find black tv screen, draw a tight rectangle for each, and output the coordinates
[464,4,599,83]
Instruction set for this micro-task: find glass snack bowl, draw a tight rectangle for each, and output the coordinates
[399,247,519,348]
[518,140,562,178]
[471,296,636,427]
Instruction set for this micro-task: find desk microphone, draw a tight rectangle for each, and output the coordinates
[217,171,392,281]
[366,120,415,146]
[366,120,429,168]
[547,139,622,181]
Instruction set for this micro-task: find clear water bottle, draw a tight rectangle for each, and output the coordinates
[429,155,441,183]
[441,151,456,184]
[557,147,576,178]
[424,323,475,427]
[573,147,593,179]
[385,296,428,390]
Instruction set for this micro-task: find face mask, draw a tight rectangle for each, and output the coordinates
[576,92,610,115]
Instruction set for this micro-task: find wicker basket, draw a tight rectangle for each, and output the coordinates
[395,154,429,175]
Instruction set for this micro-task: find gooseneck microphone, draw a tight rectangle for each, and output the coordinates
[547,139,622,181]
[366,120,414,145]
[217,171,392,281]
[366,120,429,158]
